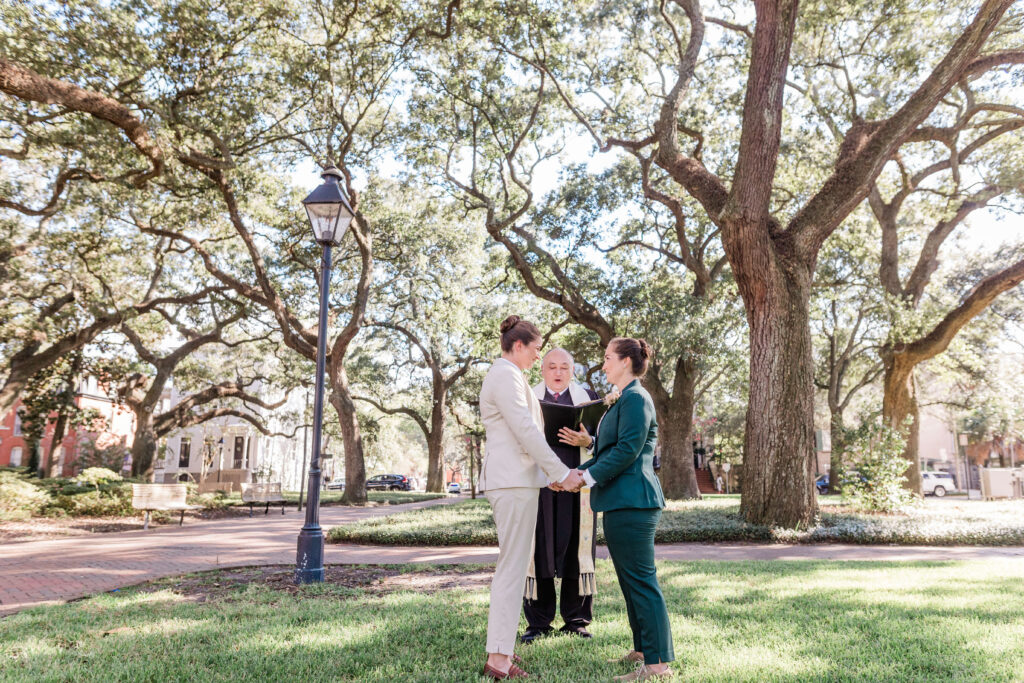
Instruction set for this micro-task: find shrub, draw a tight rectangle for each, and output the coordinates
[188,489,234,510]
[78,467,123,489]
[76,438,129,472]
[47,482,134,517]
[840,420,918,513]
[0,470,52,520]
[327,498,1024,547]
[36,477,94,497]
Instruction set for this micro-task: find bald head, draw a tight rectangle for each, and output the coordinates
[541,348,575,393]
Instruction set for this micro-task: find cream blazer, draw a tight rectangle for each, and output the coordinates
[479,358,571,491]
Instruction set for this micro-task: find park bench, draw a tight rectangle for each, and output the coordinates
[241,482,288,516]
[131,483,201,530]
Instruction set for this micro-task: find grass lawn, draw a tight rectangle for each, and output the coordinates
[220,490,448,507]
[3,560,1023,681]
[327,496,1024,546]
[0,489,450,543]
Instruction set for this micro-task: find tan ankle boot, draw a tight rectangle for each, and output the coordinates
[608,650,645,664]
[613,664,674,681]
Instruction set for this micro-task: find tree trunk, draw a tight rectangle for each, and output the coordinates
[648,360,701,500]
[468,435,477,499]
[827,411,846,495]
[43,409,68,478]
[425,429,445,493]
[26,438,40,477]
[0,365,33,424]
[738,268,818,528]
[130,410,157,480]
[42,357,81,478]
[881,351,923,495]
[330,366,367,505]
[425,387,446,493]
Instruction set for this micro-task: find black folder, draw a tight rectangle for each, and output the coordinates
[539,398,608,446]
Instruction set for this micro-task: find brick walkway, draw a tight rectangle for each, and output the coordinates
[3,497,1024,617]
[0,496,462,617]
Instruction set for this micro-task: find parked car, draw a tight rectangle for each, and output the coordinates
[447,481,461,494]
[815,471,869,494]
[921,471,957,497]
[365,474,412,491]
[326,478,345,490]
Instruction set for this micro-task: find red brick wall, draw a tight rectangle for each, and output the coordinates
[0,394,136,476]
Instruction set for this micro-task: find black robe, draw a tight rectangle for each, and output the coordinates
[533,386,599,579]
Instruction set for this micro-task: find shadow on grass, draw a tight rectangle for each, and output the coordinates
[3,560,1024,681]
[330,498,1024,547]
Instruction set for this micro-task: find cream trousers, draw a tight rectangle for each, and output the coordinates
[485,486,539,655]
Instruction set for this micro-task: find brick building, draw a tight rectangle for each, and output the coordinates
[0,375,136,476]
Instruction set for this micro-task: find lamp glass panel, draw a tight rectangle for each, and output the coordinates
[305,203,342,243]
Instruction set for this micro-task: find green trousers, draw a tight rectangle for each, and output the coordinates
[603,508,675,665]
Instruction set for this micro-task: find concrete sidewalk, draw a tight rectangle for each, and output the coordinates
[3,496,1023,617]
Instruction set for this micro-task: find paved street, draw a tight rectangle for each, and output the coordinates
[3,496,1024,617]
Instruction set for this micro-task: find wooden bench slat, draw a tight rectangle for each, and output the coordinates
[131,483,201,530]
[132,484,200,510]
[241,482,286,503]
[240,482,288,516]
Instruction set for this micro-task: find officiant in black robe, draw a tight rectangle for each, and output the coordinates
[521,348,599,643]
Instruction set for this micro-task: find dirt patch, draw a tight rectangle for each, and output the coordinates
[380,569,493,593]
[135,564,493,603]
[0,498,445,543]
[0,506,253,543]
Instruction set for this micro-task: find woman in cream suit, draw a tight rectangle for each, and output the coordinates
[478,316,585,680]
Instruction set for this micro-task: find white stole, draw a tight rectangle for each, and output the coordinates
[525,381,597,598]
[532,381,592,407]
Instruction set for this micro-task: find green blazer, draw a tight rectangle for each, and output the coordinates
[579,379,665,512]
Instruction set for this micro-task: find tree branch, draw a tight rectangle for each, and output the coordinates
[653,0,731,222]
[902,256,1024,362]
[0,58,164,186]
[353,394,429,436]
[788,0,1016,258]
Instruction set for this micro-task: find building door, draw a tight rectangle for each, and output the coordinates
[233,436,245,469]
[179,438,191,468]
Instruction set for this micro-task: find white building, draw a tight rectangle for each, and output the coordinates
[153,383,315,492]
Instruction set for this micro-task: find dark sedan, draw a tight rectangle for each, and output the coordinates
[365,474,412,491]
[815,471,868,494]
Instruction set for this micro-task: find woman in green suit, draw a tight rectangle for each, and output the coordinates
[578,337,674,681]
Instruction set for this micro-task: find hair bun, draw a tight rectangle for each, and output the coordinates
[500,315,521,335]
[638,339,653,359]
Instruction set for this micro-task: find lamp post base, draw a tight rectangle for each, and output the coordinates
[294,527,325,584]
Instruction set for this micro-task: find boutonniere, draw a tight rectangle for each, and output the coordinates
[603,388,621,406]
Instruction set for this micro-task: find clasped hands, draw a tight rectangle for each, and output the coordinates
[548,424,592,492]
[550,469,587,492]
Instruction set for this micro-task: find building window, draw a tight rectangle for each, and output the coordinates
[179,437,191,468]
[233,436,245,469]
[14,411,22,437]
[10,447,22,467]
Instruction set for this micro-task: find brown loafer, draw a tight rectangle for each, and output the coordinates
[483,662,531,679]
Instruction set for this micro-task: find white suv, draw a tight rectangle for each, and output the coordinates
[921,471,957,497]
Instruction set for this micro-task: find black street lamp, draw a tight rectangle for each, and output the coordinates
[295,165,356,585]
